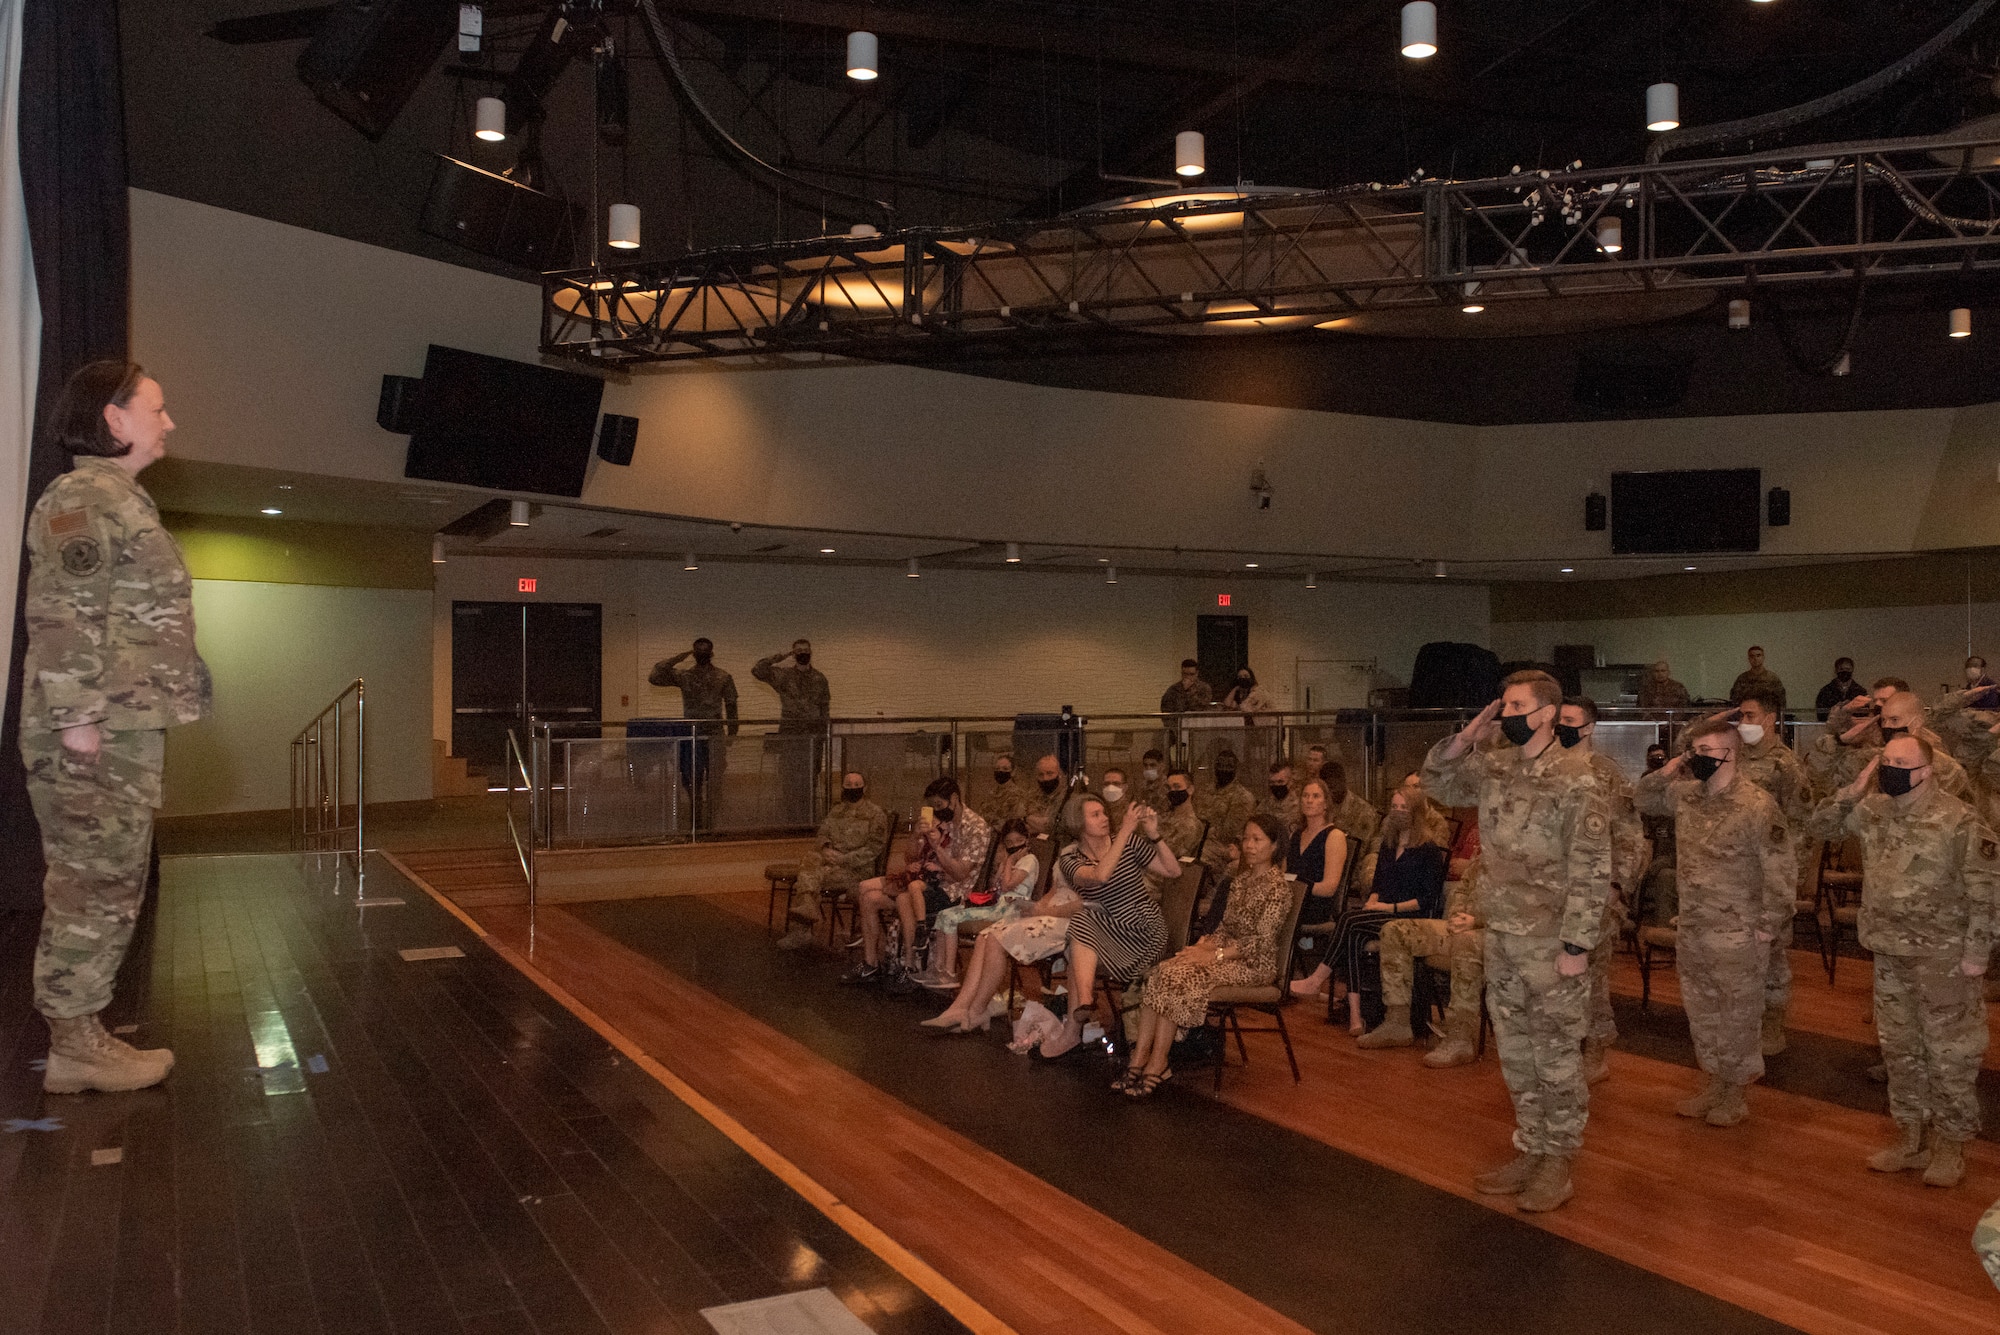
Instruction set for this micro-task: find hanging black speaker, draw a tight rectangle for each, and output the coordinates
[597,414,640,466]
[297,0,458,140]
[1767,487,1791,527]
[377,375,422,433]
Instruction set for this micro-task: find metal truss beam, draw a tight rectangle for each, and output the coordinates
[540,132,2000,366]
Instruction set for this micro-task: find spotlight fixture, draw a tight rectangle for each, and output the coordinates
[1244,562,1260,569]
[1005,542,1021,563]
[474,96,506,142]
[1461,301,1485,314]
[1433,560,1447,578]
[849,222,879,237]
[683,552,698,570]
[819,547,836,554]
[432,536,446,564]
[1105,566,1118,585]
[1400,2,1437,59]
[1461,281,1483,313]
[509,499,531,526]
[1951,307,1973,338]
[846,31,878,80]
[1596,217,1622,254]
[1560,566,1575,574]
[1305,571,1318,589]
[906,557,920,578]
[1646,82,1680,132]
[1684,565,1697,572]
[608,203,640,250]
[260,507,282,516]
[1175,130,1205,177]
[1728,298,1750,329]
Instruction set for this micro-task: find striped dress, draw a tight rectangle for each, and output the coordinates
[1060,834,1168,983]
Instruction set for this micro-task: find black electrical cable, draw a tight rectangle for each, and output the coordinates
[1648,0,2000,163]
[632,0,893,221]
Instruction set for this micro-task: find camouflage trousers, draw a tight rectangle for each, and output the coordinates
[1763,841,1816,1014]
[1486,931,1592,1157]
[1677,929,1766,1086]
[1586,890,1627,1046]
[787,849,864,925]
[1874,953,1990,1141]
[1975,1196,2000,1290]
[1377,918,1484,1029]
[22,728,164,1020]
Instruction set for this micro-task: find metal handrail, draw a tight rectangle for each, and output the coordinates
[289,678,366,864]
[504,726,539,947]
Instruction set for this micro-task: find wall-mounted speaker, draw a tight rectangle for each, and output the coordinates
[1767,486,1791,527]
[1584,492,1607,531]
[597,414,639,466]
[297,1,458,140]
[419,155,575,270]
[377,374,422,433]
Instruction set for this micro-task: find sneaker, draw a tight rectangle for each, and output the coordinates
[839,964,881,987]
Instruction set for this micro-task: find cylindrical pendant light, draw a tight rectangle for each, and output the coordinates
[906,557,920,578]
[1305,571,1318,589]
[1400,3,1437,59]
[846,31,878,80]
[1596,216,1622,254]
[474,96,506,141]
[1728,298,1750,329]
[1951,307,1973,338]
[1005,542,1021,563]
[1433,560,1447,578]
[608,203,640,250]
[509,499,531,526]
[431,536,446,564]
[1646,82,1680,132]
[1175,130,1205,177]
[1105,566,1118,585]
[684,552,698,571]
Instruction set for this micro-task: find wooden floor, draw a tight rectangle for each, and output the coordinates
[434,879,2000,1335]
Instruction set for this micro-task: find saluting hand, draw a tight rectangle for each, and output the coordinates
[1843,755,1881,802]
[1839,714,1876,744]
[59,722,101,758]
[1447,700,1502,757]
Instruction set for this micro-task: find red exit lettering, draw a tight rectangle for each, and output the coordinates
[1217,593,1231,607]
[519,578,538,593]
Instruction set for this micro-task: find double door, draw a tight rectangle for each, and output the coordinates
[451,601,602,773]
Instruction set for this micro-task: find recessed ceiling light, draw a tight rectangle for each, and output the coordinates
[276,484,293,490]
[261,507,282,515]
[1684,565,1696,571]
[1461,303,1485,314]
[820,547,836,554]
[1097,557,1108,563]
[1559,566,1574,573]
[1244,562,1259,569]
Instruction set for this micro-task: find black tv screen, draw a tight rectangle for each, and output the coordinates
[1611,468,1761,554]
[404,345,604,497]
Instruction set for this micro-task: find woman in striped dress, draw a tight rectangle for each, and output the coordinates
[1036,796,1181,1059]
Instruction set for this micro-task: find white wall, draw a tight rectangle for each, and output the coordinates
[431,556,1491,737]
[1492,599,2000,706]
[166,580,433,815]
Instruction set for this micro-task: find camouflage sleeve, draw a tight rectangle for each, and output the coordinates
[750,655,779,685]
[1974,1195,2000,1291]
[1421,738,1485,809]
[723,672,739,732]
[25,495,123,729]
[1802,732,1847,801]
[1940,755,1975,801]
[1960,819,2000,966]
[648,663,685,688]
[1807,792,1863,844]
[1559,783,1615,949]
[1778,751,1815,828]
[1758,805,1797,940]
[1444,859,1483,923]
[868,807,890,863]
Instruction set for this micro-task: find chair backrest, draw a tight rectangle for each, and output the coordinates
[1334,827,1366,898]
[1270,880,1313,989]
[1160,862,1209,954]
[1029,835,1055,895]
[874,814,903,877]
[1190,819,1212,863]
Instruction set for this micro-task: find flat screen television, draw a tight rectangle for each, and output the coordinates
[1610,468,1761,554]
[403,345,604,497]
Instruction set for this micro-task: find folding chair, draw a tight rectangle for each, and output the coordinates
[1204,879,1311,1090]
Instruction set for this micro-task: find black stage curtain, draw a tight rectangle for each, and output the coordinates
[0,0,130,913]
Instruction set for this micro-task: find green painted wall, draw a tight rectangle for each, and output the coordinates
[164,512,434,590]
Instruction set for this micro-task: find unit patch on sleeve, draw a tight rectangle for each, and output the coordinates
[58,535,102,577]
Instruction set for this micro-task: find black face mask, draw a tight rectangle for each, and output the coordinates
[693,650,714,665]
[1269,784,1289,800]
[1646,754,1666,772]
[1499,712,1538,747]
[1037,777,1060,795]
[1167,789,1190,807]
[993,769,1012,784]
[793,653,811,667]
[933,805,954,823]
[1686,753,1724,782]
[1835,671,1852,682]
[1214,767,1237,786]
[841,788,864,803]
[1236,678,1254,692]
[1879,764,1919,797]
[1879,725,1909,743]
[1555,724,1585,749]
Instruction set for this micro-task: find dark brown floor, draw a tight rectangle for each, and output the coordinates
[0,853,966,1335]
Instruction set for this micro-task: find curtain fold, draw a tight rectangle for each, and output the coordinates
[0,0,38,734]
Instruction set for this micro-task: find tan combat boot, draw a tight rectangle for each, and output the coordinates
[774,920,817,950]
[1582,1035,1611,1085]
[1516,1155,1575,1212]
[1355,1004,1414,1049]
[1866,1122,1929,1173]
[1705,1083,1749,1128]
[1760,1008,1788,1056]
[1473,1153,1541,1195]
[1423,1011,1478,1068]
[1922,1136,1967,1188]
[1676,1074,1725,1119]
[43,1014,174,1094]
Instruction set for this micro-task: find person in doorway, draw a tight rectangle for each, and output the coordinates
[1423,671,1614,1214]
[752,639,831,826]
[22,361,210,1095]
[1160,659,1213,714]
[1730,646,1787,715]
[1636,660,1691,710]
[1816,658,1866,721]
[650,637,739,829]
[776,772,888,950]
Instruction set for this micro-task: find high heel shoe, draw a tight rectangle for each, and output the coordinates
[920,1011,965,1029]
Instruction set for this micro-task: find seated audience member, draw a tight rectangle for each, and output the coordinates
[1098,766,1132,828]
[1283,778,1352,996]
[922,855,1079,1036]
[777,771,890,950]
[1322,788,1450,1034]
[1322,760,1382,850]
[982,753,1030,826]
[1357,859,1487,1066]
[1637,660,1692,710]
[1115,813,1295,1097]
[924,821,1037,982]
[1135,748,1171,810]
[1160,658,1213,714]
[846,778,991,984]
[1197,747,1256,874]
[1356,771,1447,887]
[1037,797,1180,1058]
[1149,767,1205,897]
[1257,759,1302,835]
[1024,754,1065,836]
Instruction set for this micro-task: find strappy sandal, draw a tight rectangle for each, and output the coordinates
[1124,1068,1173,1099]
[1110,1064,1143,1092]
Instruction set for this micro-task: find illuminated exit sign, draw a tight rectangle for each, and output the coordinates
[519,578,538,593]
[1217,593,1232,607]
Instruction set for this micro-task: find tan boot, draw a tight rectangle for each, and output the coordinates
[1866,1123,1929,1173]
[1760,1008,1788,1057]
[1922,1136,1966,1188]
[1516,1155,1575,1212]
[1582,1035,1610,1085]
[1704,1083,1749,1128]
[42,1014,174,1095]
[774,921,817,950]
[1424,1009,1479,1067]
[1356,1004,1414,1049]
[1473,1152,1541,1195]
[1676,1075,1725,1119]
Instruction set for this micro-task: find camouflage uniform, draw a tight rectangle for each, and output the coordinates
[1146,800,1205,897]
[1805,716,1972,802]
[1160,679,1214,714]
[787,797,889,926]
[1976,1198,2000,1289]
[1809,781,1999,1146]
[1729,666,1788,715]
[1330,791,1382,850]
[1196,779,1256,874]
[1255,788,1303,837]
[21,458,211,1020]
[1635,771,1794,1085]
[1022,783,1065,838]
[752,653,831,825]
[1133,769,1171,814]
[648,657,739,824]
[980,778,1031,829]
[1583,751,1649,1051]
[1377,860,1486,1044]
[1734,731,1815,1021]
[1424,739,1613,1158]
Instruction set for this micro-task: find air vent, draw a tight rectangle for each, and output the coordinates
[583,526,622,539]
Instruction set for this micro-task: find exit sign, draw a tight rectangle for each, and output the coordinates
[1217,593,1231,607]
[518,577,537,593]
